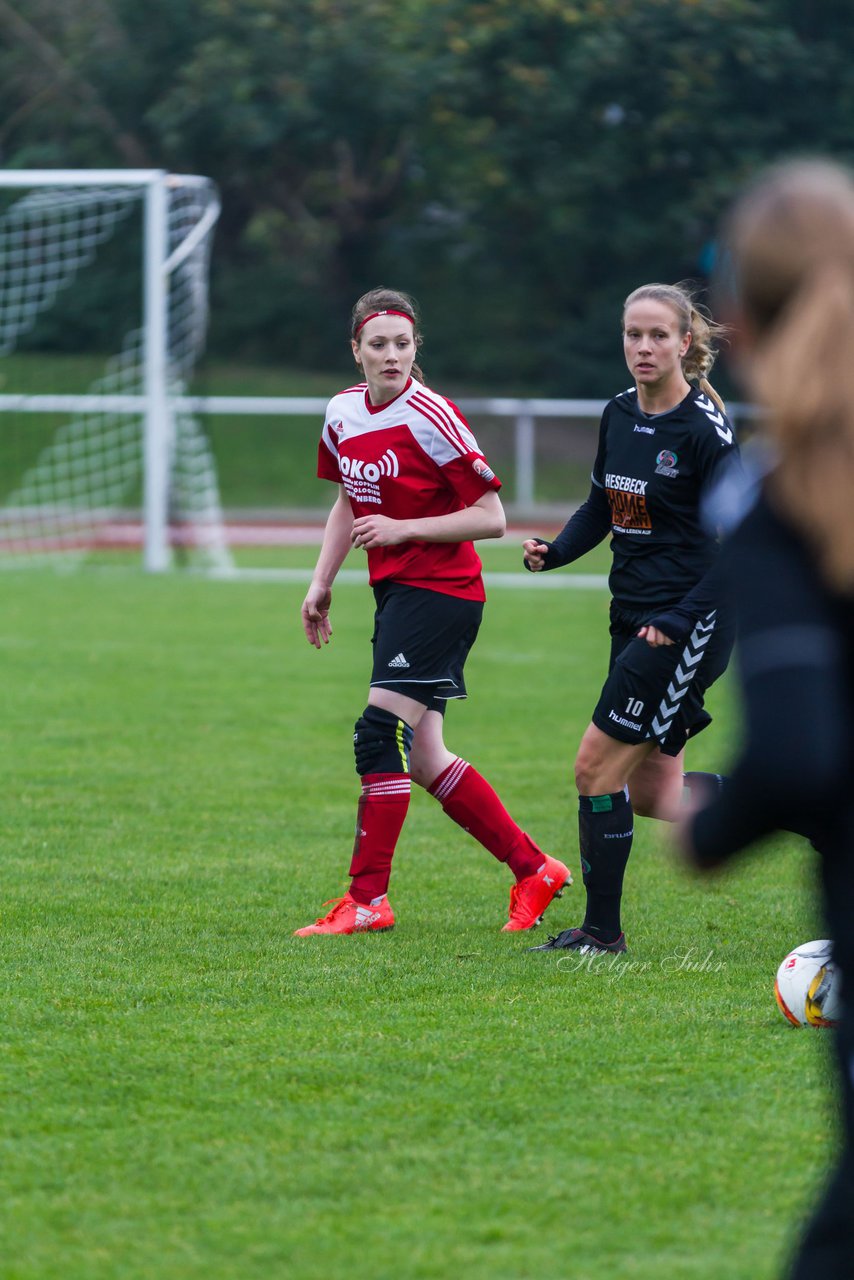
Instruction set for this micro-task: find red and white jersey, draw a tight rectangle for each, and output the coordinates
[317,376,502,600]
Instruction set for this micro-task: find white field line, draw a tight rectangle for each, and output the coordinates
[203,524,608,587]
[206,566,608,588]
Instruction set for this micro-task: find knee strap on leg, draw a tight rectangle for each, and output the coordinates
[353,706,413,776]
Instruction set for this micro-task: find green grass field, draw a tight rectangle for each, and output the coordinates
[0,543,836,1280]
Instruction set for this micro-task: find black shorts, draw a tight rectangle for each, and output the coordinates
[369,581,484,712]
[591,603,734,757]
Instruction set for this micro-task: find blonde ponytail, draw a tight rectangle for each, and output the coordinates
[724,158,854,592]
[755,267,854,591]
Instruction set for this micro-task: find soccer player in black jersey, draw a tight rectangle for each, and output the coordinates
[680,159,854,1280]
[523,282,737,955]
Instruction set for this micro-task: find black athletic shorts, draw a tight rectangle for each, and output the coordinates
[591,602,734,757]
[369,581,484,712]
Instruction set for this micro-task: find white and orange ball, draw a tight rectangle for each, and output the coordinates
[774,939,841,1027]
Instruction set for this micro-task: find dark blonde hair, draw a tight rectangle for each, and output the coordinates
[623,282,728,412]
[723,158,854,592]
[351,287,425,383]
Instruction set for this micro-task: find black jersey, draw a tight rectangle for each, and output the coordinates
[689,480,854,1280]
[592,386,736,608]
[537,386,737,636]
[690,487,854,970]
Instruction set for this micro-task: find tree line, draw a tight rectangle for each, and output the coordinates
[2,0,853,393]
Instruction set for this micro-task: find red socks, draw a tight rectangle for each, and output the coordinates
[348,773,411,904]
[348,759,545,903]
[429,758,544,881]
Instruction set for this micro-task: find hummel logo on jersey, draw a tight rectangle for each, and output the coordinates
[633,423,655,435]
[388,652,410,669]
[696,393,733,444]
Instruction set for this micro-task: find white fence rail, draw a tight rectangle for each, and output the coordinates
[0,393,757,514]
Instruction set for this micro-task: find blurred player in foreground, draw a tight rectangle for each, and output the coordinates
[524,282,737,955]
[295,287,570,936]
[679,158,854,1280]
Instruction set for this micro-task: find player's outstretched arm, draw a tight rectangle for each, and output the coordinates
[301,487,354,648]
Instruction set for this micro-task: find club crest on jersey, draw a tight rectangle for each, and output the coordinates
[655,449,679,478]
[472,457,495,482]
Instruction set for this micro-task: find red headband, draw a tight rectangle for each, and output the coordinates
[354,309,414,336]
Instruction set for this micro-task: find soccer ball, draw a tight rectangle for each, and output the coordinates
[774,940,841,1028]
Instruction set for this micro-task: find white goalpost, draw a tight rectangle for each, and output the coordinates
[0,168,231,571]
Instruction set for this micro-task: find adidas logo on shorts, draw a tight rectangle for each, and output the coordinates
[388,652,410,669]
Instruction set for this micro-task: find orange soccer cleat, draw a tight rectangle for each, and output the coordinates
[502,854,572,932]
[293,892,395,936]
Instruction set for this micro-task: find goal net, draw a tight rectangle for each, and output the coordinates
[0,169,231,571]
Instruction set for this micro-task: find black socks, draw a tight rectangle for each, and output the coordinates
[578,789,633,942]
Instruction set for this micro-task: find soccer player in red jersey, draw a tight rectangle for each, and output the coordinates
[295,287,570,936]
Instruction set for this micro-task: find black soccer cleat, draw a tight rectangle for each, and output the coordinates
[527,927,628,955]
